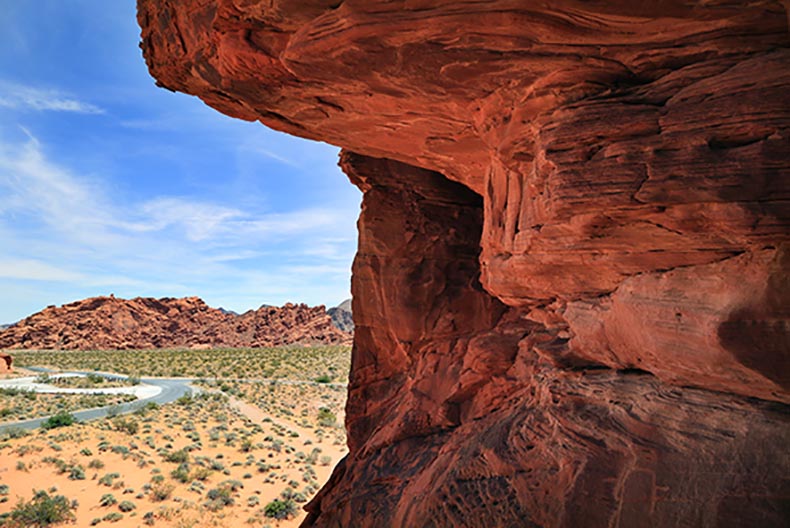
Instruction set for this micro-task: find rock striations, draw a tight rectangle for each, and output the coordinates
[137,1,789,527]
[0,296,351,350]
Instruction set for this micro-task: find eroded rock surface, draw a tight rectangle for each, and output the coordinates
[0,296,351,350]
[137,1,789,526]
[0,353,11,373]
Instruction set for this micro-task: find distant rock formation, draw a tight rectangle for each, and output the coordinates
[0,296,351,350]
[0,353,12,372]
[328,299,353,333]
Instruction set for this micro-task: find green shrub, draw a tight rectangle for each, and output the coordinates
[68,465,86,480]
[100,494,117,507]
[86,373,105,384]
[41,411,75,430]
[205,485,234,511]
[163,449,188,463]
[317,407,336,427]
[5,490,75,527]
[264,498,296,520]
[118,500,135,512]
[314,374,331,383]
[170,463,190,483]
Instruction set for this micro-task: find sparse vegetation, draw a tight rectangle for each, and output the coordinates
[13,346,350,382]
[264,498,297,520]
[41,411,76,430]
[0,392,136,424]
[0,345,350,526]
[2,490,75,527]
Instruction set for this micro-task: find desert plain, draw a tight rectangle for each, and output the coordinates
[0,346,349,527]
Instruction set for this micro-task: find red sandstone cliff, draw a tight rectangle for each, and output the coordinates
[0,296,351,350]
[137,1,789,526]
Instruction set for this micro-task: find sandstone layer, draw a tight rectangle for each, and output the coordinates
[138,1,789,526]
[0,296,351,350]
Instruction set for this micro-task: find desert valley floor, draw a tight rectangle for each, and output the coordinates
[0,346,350,527]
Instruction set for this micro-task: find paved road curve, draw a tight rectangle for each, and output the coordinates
[0,372,196,435]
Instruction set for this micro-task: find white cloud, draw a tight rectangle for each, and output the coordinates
[244,145,300,167]
[0,132,357,320]
[0,258,85,282]
[0,81,104,114]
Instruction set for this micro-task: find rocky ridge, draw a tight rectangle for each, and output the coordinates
[0,296,351,350]
[327,299,353,333]
[137,2,789,527]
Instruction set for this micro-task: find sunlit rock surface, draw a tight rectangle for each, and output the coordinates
[138,1,789,526]
[0,296,350,349]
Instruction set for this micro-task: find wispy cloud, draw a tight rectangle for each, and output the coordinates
[0,80,104,114]
[0,132,357,320]
[0,258,85,282]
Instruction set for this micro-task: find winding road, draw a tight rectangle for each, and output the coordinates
[0,369,197,434]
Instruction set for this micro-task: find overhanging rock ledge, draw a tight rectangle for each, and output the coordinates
[138,1,789,526]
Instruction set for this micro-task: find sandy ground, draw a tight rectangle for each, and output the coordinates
[0,387,347,527]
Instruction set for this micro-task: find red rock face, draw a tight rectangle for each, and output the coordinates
[0,353,11,372]
[137,1,789,526]
[0,296,350,350]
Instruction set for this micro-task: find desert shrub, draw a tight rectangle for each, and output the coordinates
[86,373,105,384]
[98,473,120,487]
[263,499,296,520]
[317,407,336,427]
[68,465,86,480]
[2,427,29,441]
[149,483,173,502]
[113,417,139,435]
[118,500,135,512]
[205,485,234,511]
[102,512,123,522]
[171,463,190,483]
[100,494,117,507]
[320,455,332,466]
[163,449,188,464]
[191,467,212,481]
[89,459,105,469]
[5,490,75,527]
[314,374,331,383]
[41,411,75,430]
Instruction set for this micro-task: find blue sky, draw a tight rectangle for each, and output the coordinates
[0,0,360,323]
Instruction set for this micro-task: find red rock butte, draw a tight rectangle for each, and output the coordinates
[137,1,789,526]
[0,296,350,350]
